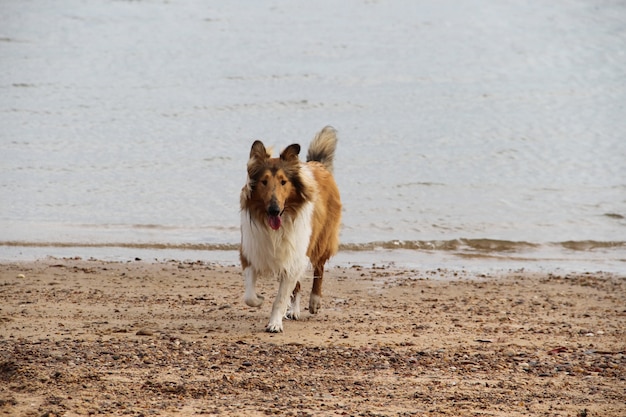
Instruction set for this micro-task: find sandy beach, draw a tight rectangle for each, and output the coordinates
[2,2,625,415]
[0,258,624,416]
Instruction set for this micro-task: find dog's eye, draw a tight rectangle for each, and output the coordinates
[280,180,287,186]
[261,180,268,186]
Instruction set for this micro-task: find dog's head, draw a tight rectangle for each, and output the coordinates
[244,140,308,230]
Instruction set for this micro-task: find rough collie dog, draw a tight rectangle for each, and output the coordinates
[240,126,342,333]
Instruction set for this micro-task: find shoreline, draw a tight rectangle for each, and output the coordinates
[1,242,624,275]
[1,258,624,416]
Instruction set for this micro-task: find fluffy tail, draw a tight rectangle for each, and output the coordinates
[306,126,338,174]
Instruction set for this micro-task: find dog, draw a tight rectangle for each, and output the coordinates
[240,126,342,333]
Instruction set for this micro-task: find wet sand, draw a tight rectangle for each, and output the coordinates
[1,258,624,416]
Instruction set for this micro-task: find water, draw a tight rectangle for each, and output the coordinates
[1,0,625,272]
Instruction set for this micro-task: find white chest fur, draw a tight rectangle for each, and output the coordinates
[240,200,314,278]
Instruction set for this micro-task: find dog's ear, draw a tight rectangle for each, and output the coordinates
[280,144,301,163]
[248,140,270,181]
[250,140,269,160]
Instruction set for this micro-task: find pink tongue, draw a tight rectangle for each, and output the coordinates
[268,215,282,230]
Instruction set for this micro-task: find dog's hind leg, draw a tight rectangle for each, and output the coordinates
[243,267,264,307]
[286,281,301,320]
[267,272,297,333]
[309,265,324,314]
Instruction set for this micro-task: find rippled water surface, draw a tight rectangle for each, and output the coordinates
[1,0,625,270]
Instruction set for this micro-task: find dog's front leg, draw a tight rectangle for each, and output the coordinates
[266,272,296,333]
[243,267,264,307]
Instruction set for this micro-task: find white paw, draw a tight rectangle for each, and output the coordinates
[285,311,300,320]
[265,321,283,333]
[309,294,322,314]
[285,310,300,320]
[286,292,301,320]
[244,293,264,307]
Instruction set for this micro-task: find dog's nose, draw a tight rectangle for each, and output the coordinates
[268,204,281,217]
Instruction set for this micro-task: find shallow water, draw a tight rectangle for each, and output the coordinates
[1,0,625,271]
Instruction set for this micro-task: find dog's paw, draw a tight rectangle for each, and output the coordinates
[244,293,265,308]
[286,292,301,320]
[285,310,300,320]
[309,294,322,314]
[265,322,283,333]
